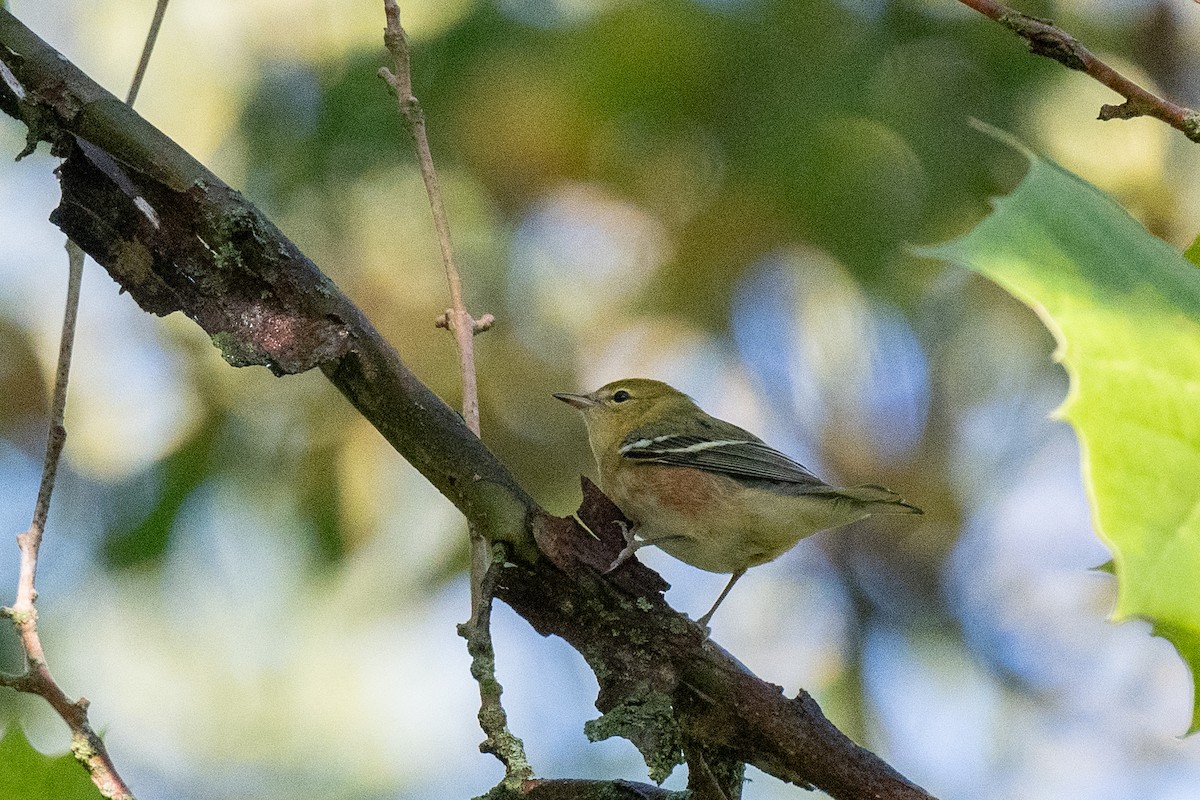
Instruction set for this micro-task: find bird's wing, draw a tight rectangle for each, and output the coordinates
[619,432,826,486]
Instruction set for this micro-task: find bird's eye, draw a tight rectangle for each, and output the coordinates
[612,390,631,403]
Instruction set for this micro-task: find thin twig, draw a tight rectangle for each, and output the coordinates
[378,0,495,617]
[377,1,524,790]
[456,550,534,788]
[956,0,1200,143]
[8,240,80,620]
[378,0,494,440]
[0,243,134,799]
[125,0,170,106]
[0,4,174,795]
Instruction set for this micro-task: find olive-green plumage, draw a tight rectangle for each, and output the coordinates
[555,378,921,625]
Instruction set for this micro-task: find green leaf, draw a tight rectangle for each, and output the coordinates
[103,414,218,569]
[0,727,99,800]
[1185,234,1200,268]
[920,123,1200,733]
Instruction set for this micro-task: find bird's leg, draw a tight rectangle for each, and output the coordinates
[605,521,641,573]
[607,526,695,573]
[696,569,746,628]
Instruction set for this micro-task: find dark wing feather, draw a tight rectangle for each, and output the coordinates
[619,433,825,486]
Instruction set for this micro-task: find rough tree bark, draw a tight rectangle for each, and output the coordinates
[0,10,935,800]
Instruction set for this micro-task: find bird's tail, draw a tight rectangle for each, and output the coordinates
[840,484,923,515]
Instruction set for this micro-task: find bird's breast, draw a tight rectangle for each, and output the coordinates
[602,463,765,573]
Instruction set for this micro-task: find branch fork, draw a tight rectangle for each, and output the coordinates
[436,308,496,336]
[962,0,1200,143]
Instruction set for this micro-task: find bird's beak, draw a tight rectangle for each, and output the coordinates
[553,391,597,409]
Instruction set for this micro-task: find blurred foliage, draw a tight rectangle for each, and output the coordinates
[924,127,1200,731]
[102,409,221,569]
[241,0,1040,314]
[0,317,48,454]
[0,728,97,800]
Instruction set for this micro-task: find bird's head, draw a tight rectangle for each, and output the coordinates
[554,378,697,454]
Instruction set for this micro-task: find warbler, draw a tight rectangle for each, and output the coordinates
[555,378,922,626]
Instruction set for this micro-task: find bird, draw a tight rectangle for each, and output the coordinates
[554,378,922,627]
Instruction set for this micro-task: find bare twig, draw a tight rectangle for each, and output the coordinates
[378,0,494,440]
[377,1,525,791]
[0,4,173,795]
[457,548,534,786]
[125,0,170,106]
[378,0,494,615]
[957,0,1200,143]
[0,244,134,799]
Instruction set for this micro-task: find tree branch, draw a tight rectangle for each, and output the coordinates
[957,0,1200,143]
[376,4,523,786]
[0,10,936,799]
[509,778,687,799]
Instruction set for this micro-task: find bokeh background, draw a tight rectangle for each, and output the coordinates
[2,0,1200,797]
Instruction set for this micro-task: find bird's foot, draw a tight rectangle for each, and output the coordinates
[604,521,639,573]
[694,569,745,630]
[695,603,719,639]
